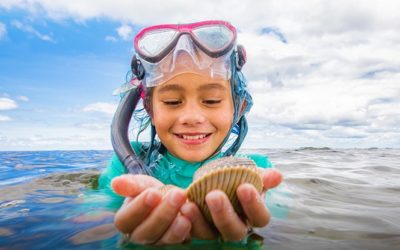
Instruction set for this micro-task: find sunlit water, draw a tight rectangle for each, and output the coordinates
[0,148,399,249]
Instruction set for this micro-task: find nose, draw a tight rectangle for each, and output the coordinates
[177,101,206,126]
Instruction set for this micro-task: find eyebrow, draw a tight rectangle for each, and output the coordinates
[157,84,185,94]
[198,83,227,91]
[157,82,228,94]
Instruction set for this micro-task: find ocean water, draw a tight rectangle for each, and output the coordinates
[0,148,399,249]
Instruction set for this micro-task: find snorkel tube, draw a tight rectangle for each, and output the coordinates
[111,83,149,174]
[111,55,149,174]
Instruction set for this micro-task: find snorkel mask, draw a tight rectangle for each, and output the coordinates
[111,20,251,174]
[133,20,238,85]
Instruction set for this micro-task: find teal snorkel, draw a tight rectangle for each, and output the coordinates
[110,57,151,175]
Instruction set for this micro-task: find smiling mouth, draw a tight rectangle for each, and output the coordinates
[174,133,212,140]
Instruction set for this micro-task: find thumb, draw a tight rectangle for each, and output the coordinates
[261,169,283,191]
[111,174,164,197]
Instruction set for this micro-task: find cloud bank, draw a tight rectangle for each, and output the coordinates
[1,0,399,149]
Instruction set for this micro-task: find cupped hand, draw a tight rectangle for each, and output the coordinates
[112,174,191,245]
[180,168,283,242]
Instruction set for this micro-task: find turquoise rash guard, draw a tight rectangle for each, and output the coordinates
[94,142,287,247]
[98,141,273,192]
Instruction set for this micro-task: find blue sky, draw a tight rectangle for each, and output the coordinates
[1,0,399,150]
[0,7,139,150]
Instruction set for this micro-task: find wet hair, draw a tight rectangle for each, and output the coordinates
[143,86,153,117]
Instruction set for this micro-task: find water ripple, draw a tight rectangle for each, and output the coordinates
[1,149,399,249]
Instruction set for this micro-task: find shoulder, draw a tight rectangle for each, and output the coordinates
[98,153,125,190]
[236,153,273,169]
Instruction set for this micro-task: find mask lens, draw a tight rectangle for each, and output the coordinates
[138,29,178,57]
[192,25,234,52]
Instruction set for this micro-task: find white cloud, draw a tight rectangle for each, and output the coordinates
[105,35,117,42]
[11,20,55,42]
[0,115,11,121]
[236,15,400,148]
[116,24,132,40]
[83,102,117,115]
[0,97,18,110]
[17,95,29,102]
[1,0,400,148]
[77,122,110,130]
[105,24,133,41]
[0,22,6,40]
[1,0,399,31]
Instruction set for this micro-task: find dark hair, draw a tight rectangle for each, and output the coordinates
[130,86,154,142]
[143,86,154,117]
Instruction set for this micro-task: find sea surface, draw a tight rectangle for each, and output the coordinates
[0,148,399,250]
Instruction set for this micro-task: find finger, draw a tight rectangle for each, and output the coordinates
[237,183,270,227]
[114,188,162,233]
[131,188,186,244]
[112,174,164,197]
[180,202,218,240]
[205,190,249,242]
[261,169,283,190]
[155,215,191,245]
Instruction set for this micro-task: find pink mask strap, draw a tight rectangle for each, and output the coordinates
[129,78,145,99]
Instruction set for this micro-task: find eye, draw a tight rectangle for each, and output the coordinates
[203,99,221,105]
[163,100,182,106]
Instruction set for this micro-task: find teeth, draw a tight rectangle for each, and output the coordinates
[182,134,207,140]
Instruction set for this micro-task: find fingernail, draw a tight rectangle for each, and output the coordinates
[206,192,223,212]
[180,203,191,216]
[168,190,185,208]
[172,217,190,237]
[145,189,161,207]
[180,203,196,223]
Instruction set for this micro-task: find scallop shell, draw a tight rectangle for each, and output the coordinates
[186,157,263,224]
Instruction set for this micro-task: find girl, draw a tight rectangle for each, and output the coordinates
[99,20,283,245]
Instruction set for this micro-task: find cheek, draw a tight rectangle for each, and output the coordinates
[222,113,234,131]
[213,103,234,132]
[151,101,161,124]
[151,101,172,132]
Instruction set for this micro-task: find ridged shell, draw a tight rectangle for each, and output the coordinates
[186,157,263,224]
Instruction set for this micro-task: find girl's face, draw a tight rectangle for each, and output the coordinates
[151,72,234,162]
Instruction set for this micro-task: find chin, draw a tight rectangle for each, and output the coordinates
[178,151,211,163]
